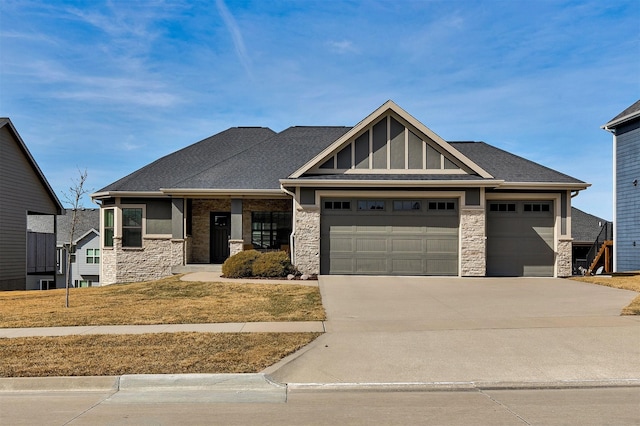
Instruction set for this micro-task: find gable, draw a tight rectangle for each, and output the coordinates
[290,101,492,179]
[310,112,471,174]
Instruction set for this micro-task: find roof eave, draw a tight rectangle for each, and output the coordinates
[280,178,505,188]
[602,110,640,131]
[90,191,167,200]
[160,188,290,199]
[496,182,591,190]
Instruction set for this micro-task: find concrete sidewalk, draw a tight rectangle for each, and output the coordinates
[0,321,325,338]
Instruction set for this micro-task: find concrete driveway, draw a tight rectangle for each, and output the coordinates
[268,277,640,386]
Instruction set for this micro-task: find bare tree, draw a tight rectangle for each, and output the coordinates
[61,169,91,308]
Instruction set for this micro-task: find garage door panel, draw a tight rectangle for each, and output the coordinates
[321,198,459,275]
[487,201,554,277]
[356,238,387,252]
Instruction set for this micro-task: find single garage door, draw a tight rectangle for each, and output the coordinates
[486,201,555,277]
[320,198,459,275]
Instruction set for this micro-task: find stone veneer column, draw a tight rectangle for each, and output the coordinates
[229,239,244,257]
[556,239,573,277]
[294,208,320,275]
[101,237,119,285]
[460,208,486,276]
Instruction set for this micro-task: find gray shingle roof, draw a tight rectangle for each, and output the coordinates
[571,207,611,243]
[97,127,585,193]
[605,99,640,127]
[99,127,276,192]
[27,208,100,245]
[450,142,585,184]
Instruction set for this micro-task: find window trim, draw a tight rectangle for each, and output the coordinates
[86,248,100,264]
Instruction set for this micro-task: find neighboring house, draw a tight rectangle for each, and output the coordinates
[571,207,612,274]
[603,100,640,273]
[0,118,63,291]
[27,208,101,289]
[91,101,590,284]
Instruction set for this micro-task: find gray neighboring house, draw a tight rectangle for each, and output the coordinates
[91,101,590,284]
[603,100,640,273]
[0,118,63,291]
[571,207,612,274]
[27,208,101,289]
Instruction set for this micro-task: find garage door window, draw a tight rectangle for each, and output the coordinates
[489,203,516,212]
[358,200,385,211]
[524,203,551,212]
[428,201,456,211]
[324,201,351,210]
[393,200,421,211]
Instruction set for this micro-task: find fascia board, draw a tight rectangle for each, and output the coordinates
[160,188,290,198]
[288,100,494,179]
[90,191,167,200]
[279,178,504,188]
[497,182,591,190]
[602,109,640,130]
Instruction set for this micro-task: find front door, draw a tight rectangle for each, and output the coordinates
[210,212,230,263]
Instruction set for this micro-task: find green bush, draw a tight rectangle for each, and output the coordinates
[252,251,295,277]
[222,250,261,278]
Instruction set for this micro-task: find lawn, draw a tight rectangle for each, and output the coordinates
[0,332,320,377]
[0,275,325,328]
[0,275,324,377]
[571,274,640,315]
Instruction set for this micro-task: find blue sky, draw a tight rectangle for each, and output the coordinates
[1,0,638,220]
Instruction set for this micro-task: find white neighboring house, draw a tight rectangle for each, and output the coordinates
[27,208,101,290]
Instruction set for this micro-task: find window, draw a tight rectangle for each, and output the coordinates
[393,200,421,211]
[428,201,456,211]
[524,203,551,212]
[251,212,292,250]
[86,248,100,264]
[40,279,55,290]
[75,280,92,288]
[122,207,143,247]
[358,200,385,210]
[489,203,516,212]
[324,201,351,210]
[104,209,114,247]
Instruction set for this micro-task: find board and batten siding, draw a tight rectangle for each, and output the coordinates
[0,124,61,290]
[615,121,640,272]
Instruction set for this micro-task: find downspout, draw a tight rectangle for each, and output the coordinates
[280,184,296,266]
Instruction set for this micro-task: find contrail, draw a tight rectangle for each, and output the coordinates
[216,0,253,79]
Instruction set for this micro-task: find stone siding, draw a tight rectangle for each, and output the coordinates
[460,208,486,276]
[294,208,320,275]
[101,242,117,285]
[557,239,573,277]
[113,237,175,283]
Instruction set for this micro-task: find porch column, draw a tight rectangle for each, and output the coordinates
[171,198,186,267]
[229,199,244,256]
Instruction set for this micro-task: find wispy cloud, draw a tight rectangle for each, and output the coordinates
[327,40,358,54]
[215,0,253,79]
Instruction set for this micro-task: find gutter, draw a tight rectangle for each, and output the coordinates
[279,178,505,188]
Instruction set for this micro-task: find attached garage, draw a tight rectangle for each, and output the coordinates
[486,200,555,277]
[320,198,459,275]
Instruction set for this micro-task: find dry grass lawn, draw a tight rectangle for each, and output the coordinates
[571,274,640,315]
[0,275,325,328]
[0,332,320,377]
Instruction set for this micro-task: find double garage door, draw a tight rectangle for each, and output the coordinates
[486,200,555,277]
[320,198,459,275]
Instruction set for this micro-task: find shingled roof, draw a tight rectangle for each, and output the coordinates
[604,99,640,129]
[96,125,586,193]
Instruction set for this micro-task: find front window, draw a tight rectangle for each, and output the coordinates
[251,212,292,250]
[122,208,143,247]
[86,248,100,264]
[104,209,114,247]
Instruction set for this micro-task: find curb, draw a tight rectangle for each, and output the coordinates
[286,378,640,392]
[0,376,120,392]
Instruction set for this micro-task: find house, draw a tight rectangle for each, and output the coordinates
[27,208,101,289]
[570,207,612,274]
[602,100,640,273]
[0,118,64,290]
[91,101,589,284]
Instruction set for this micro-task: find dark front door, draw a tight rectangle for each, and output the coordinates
[210,212,231,263]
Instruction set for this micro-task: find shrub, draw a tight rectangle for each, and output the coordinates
[222,250,261,278]
[252,251,295,277]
